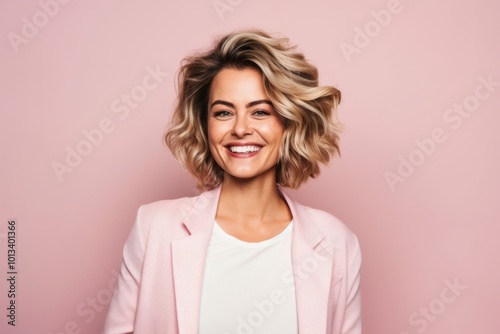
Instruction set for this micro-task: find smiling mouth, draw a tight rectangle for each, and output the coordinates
[227,145,262,154]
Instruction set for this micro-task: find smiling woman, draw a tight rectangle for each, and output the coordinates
[207,68,284,185]
[102,29,361,334]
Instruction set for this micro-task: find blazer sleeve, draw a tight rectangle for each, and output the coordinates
[102,206,146,334]
[340,234,362,334]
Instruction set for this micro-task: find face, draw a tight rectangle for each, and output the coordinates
[207,67,284,183]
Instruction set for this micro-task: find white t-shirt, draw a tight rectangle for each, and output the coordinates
[198,220,298,334]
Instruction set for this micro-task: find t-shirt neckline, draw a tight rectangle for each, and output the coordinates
[213,220,293,248]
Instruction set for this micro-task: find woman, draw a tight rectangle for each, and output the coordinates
[103,29,361,334]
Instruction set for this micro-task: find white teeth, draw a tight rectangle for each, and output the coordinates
[229,145,261,153]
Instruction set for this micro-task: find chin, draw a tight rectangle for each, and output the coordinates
[222,165,277,182]
[225,171,260,180]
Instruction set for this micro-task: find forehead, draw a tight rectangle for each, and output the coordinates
[209,67,269,103]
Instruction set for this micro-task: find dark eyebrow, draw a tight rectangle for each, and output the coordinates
[246,99,273,108]
[210,99,273,109]
[210,100,234,109]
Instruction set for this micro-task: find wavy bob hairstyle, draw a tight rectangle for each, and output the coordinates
[165,29,342,190]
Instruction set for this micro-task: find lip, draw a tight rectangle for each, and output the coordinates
[225,142,263,158]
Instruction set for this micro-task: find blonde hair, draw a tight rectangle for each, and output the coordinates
[165,29,342,190]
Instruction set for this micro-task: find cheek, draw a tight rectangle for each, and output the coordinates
[208,119,235,144]
[207,121,220,145]
[260,121,285,143]
[206,129,221,163]
[207,121,226,162]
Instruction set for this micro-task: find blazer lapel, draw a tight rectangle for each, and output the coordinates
[280,188,336,333]
[171,186,221,334]
[171,185,336,334]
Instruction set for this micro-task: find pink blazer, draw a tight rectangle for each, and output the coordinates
[102,185,361,334]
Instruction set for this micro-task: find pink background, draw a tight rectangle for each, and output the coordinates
[1,0,499,333]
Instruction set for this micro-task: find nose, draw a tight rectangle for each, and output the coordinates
[231,114,253,137]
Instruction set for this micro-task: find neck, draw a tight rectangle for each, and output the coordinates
[217,170,290,225]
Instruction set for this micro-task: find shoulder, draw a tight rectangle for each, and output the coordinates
[132,194,199,237]
[291,198,360,248]
[138,195,198,221]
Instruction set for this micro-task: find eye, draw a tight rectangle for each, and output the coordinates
[212,110,233,118]
[253,109,271,117]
